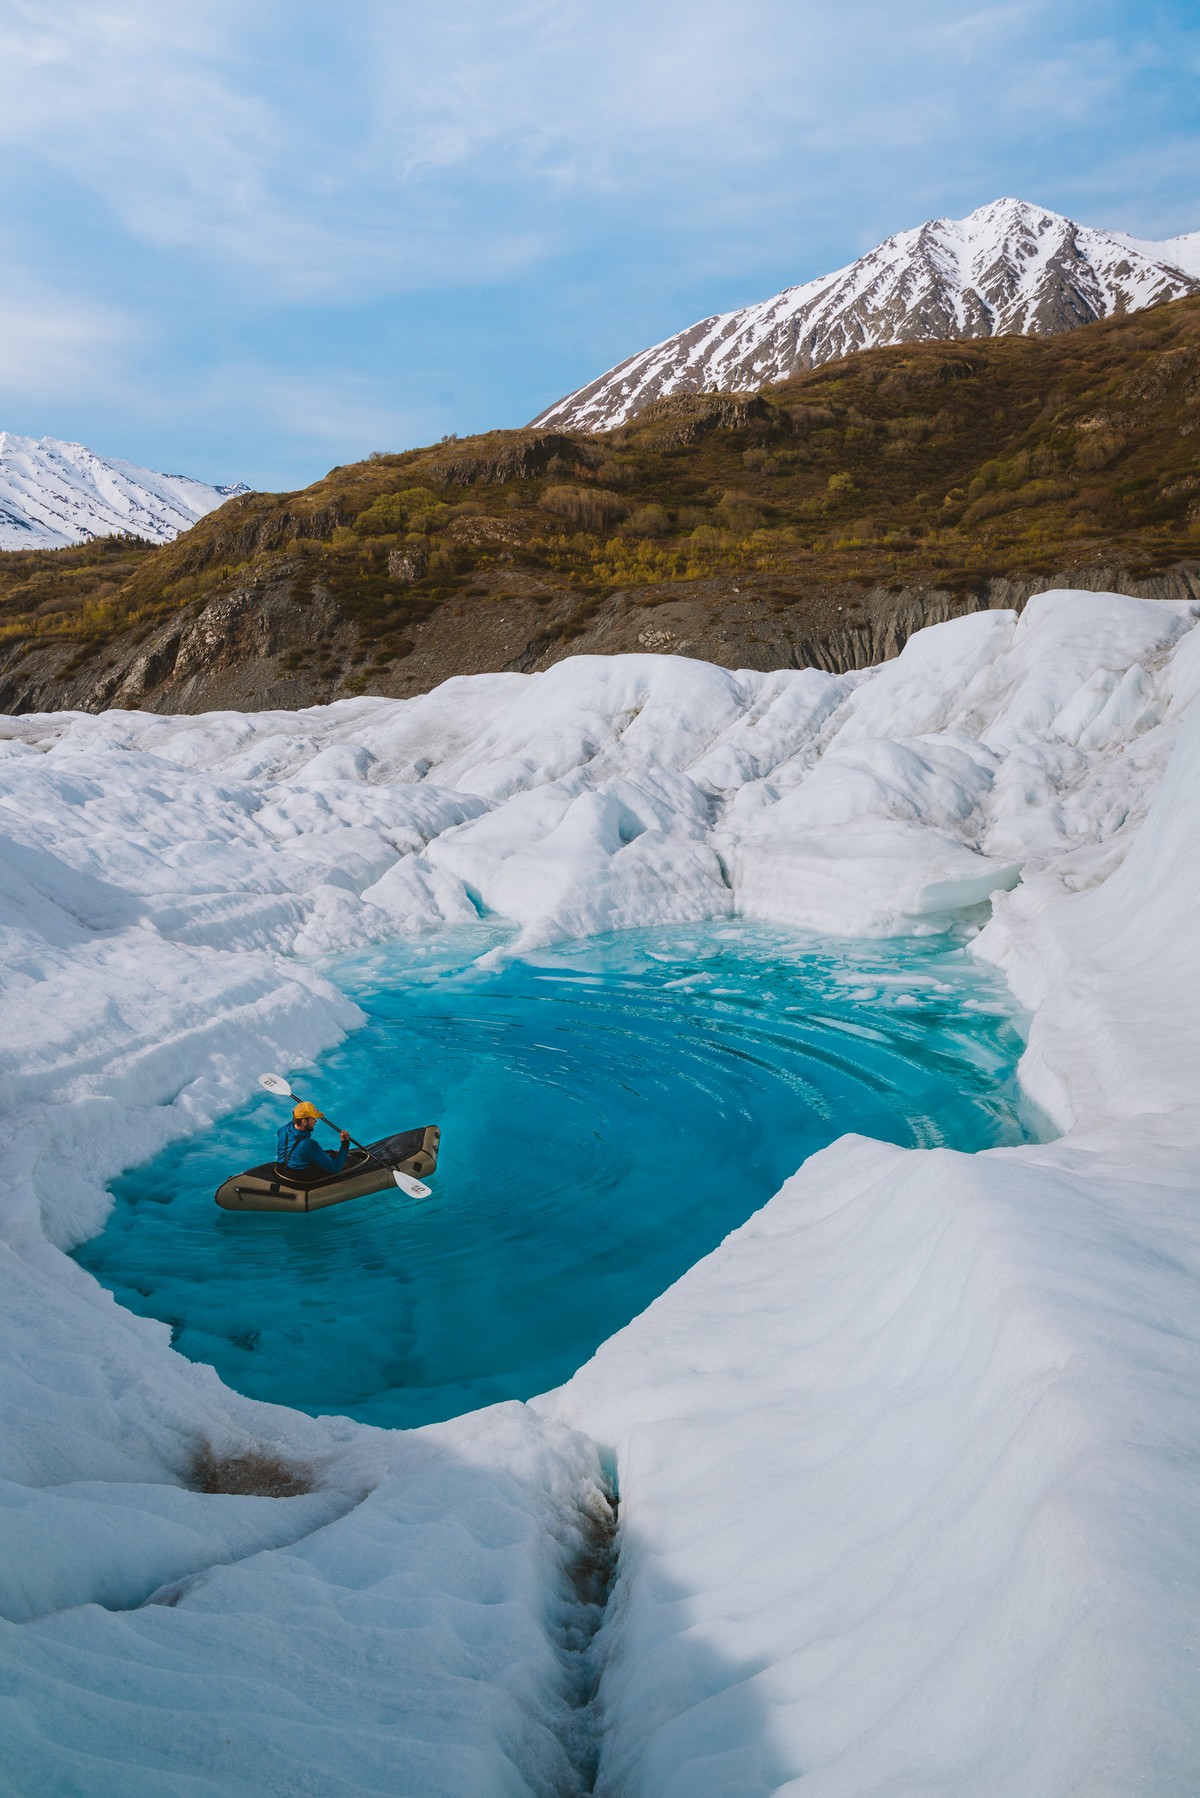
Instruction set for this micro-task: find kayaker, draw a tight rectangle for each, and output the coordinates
[276,1101,351,1176]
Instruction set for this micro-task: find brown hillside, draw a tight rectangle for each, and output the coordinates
[3,295,1200,714]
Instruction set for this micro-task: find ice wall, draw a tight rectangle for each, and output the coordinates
[0,589,1198,1793]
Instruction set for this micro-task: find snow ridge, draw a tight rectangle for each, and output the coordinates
[0,431,249,551]
[534,197,1200,431]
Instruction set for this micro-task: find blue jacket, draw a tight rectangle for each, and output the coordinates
[276,1122,350,1175]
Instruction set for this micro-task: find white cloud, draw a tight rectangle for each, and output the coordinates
[0,1,340,289]
[0,279,132,402]
[0,0,582,294]
[0,0,1197,486]
[6,0,1190,302]
[205,367,437,461]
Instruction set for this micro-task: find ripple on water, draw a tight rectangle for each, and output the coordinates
[75,922,1035,1429]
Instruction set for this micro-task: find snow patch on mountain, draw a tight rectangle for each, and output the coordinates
[1151,228,1200,280]
[0,431,250,551]
[535,198,1200,432]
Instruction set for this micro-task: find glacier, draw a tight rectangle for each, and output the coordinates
[0,587,1198,1793]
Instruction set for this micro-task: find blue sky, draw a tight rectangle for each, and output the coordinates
[1,0,1198,491]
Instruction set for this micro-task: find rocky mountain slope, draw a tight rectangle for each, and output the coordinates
[534,199,1200,432]
[2,294,1200,715]
[0,431,249,551]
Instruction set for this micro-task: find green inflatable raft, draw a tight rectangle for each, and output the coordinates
[215,1126,440,1213]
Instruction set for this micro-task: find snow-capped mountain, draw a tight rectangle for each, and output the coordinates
[534,198,1200,432]
[0,432,250,551]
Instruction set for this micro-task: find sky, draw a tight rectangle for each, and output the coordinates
[1,0,1198,492]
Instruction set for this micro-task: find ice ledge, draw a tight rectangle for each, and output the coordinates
[540,1115,1200,1792]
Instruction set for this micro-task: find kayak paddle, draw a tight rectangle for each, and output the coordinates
[258,1073,432,1199]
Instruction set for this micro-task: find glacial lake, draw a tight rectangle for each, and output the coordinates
[76,922,1037,1429]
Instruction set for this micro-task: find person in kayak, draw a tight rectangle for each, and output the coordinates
[276,1101,351,1176]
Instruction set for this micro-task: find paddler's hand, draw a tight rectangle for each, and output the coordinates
[340,1131,351,1148]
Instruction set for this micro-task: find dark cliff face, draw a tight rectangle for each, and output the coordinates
[4,297,1200,717]
[4,564,1198,720]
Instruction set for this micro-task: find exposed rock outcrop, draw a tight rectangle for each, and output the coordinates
[4,560,1198,718]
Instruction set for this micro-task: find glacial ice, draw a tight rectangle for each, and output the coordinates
[0,587,1198,1793]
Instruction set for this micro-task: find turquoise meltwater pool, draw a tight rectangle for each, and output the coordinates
[75,922,1035,1429]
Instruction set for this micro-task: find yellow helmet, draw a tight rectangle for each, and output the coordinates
[292,1101,322,1122]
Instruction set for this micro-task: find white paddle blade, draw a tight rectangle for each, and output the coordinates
[259,1074,294,1097]
[393,1170,432,1199]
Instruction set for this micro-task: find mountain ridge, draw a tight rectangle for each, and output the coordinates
[0,431,249,551]
[534,198,1200,432]
[3,293,1200,716]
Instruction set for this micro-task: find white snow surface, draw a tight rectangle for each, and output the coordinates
[1,588,1199,1793]
[534,197,1200,431]
[0,431,248,550]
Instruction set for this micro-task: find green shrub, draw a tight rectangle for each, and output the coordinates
[540,485,629,530]
[624,503,671,537]
[353,487,443,536]
[716,490,766,532]
[1075,431,1127,471]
